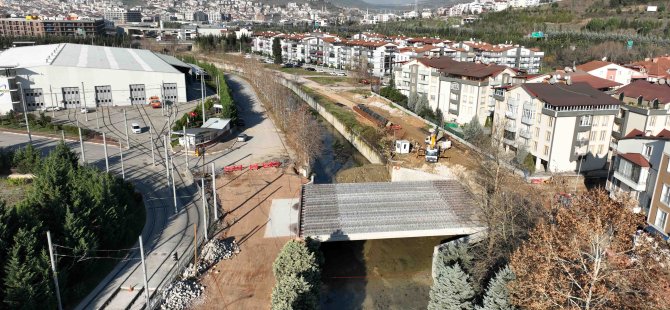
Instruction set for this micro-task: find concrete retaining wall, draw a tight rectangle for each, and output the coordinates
[281,80,386,165]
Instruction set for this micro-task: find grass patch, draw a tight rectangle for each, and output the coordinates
[280,67,325,76]
[306,76,353,85]
[349,89,372,96]
[0,177,31,206]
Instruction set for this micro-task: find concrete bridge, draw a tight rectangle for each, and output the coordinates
[299,180,485,242]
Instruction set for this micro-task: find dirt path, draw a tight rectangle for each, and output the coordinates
[197,168,305,310]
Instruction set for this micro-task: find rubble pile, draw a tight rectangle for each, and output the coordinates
[160,279,204,310]
[159,238,241,309]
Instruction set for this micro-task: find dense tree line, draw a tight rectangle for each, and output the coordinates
[233,57,324,169]
[194,33,252,53]
[0,142,145,308]
[174,57,237,130]
[271,239,322,310]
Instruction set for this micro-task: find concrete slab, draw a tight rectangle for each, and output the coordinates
[264,198,300,238]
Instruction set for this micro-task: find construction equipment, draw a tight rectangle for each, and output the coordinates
[425,127,439,163]
[149,96,162,109]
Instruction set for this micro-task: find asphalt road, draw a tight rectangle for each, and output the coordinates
[7,73,291,309]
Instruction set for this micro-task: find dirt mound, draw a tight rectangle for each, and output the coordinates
[335,164,390,183]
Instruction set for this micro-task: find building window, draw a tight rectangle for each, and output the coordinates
[643,144,653,157]
[598,145,604,155]
[532,141,538,151]
[618,159,641,182]
[547,116,554,127]
[534,127,540,138]
[579,115,592,126]
[655,209,668,229]
[545,131,551,142]
[650,116,657,126]
[593,116,600,126]
[543,145,549,156]
[600,130,606,141]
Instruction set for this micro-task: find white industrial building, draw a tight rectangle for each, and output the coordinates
[0,43,188,114]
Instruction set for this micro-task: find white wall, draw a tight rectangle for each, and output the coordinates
[549,116,577,172]
[17,65,186,108]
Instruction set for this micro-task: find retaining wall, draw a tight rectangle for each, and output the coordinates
[281,80,386,164]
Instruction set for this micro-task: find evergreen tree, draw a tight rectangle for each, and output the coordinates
[271,240,321,310]
[435,108,445,127]
[3,227,53,309]
[429,261,475,310]
[478,266,516,310]
[272,37,283,64]
[439,241,474,272]
[63,206,98,258]
[415,93,429,114]
[463,116,484,143]
[407,92,418,111]
[12,143,41,173]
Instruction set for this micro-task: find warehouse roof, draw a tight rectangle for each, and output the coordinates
[0,43,181,74]
[300,180,483,241]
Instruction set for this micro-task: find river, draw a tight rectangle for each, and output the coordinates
[311,115,444,310]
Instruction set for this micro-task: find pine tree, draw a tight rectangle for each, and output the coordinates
[429,262,475,310]
[272,37,283,64]
[415,93,429,114]
[463,116,484,143]
[478,266,516,310]
[3,227,53,309]
[407,92,418,111]
[271,240,321,310]
[12,143,41,173]
[63,206,98,259]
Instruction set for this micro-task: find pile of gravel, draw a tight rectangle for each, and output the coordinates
[160,279,204,310]
[159,238,241,309]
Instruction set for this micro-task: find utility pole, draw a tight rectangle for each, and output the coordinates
[78,127,86,164]
[150,126,155,166]
[81,82,88,122]
[16,82,32,143]
[183,126,188,169]
[61,130,65,141]
[172,157,177,214]
[201,73,206,124]
[201,178,208,241]
[46,231,63,310]
[123,109,129,149]
[164,135,169,181]
[119,143,125,180]
[216,75,220,98]
[103,132,109,173]
[212,163,217,220]
[139,235,150,307]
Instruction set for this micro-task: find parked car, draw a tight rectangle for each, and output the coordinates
[236,118,245,127]
[131,123,142,134]
[336,72,346,76]
[45,106,64,112]
[237,133,248,142]
[244,54,252,59]
[282,63,294,68]
[329,72,338,76]
[80,108,89,114]
[305,67,316,71]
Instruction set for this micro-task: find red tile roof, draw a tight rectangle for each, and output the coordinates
[576,60,613,72]
[625,129,645,138]
[615,80,670,104]
[566,72,621,89]
[619,153,650,168]
[632,57,670,78]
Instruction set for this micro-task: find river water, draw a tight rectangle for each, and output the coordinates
[311,116,443,310]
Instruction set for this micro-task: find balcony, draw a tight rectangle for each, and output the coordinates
[612,131,622,140]
[505,110,517,119]
[576,137,589,146]
[520,129,531,139]
[503,138,518,147]
[614,116,623,125]
[521,115,534,125]
[505,123,517,132]
[574,146,588,156]
[613,170,646,192]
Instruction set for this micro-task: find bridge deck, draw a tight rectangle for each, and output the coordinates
[300,180,484,241]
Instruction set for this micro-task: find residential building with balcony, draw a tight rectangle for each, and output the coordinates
[394,56,517,125]
[607,132,670,238]
[611,80,670,147]
[453,41,544,73]
[0,18,105,37]
[493,82,620,173]
[576,60,642,87]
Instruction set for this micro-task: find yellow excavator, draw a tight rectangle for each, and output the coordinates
[425,128,439,163]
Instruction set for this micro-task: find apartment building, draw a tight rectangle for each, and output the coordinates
[607,131,670,237]
[452,41,544,73]
[0,18,105,37]
[395,56,516,124]
[612,80,670,146]
[576,60,641,86]
[494,82,620,173]
[103,8,142,24]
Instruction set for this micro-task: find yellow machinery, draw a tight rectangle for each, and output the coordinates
[425,127,439,163]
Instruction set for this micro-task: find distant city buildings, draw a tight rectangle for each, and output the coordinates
[0,18,104,37]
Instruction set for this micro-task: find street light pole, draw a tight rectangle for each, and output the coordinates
[46,231,63,310]
[16,82,32,143]
[150,126,155,166]
[212,163,217,220]
[103,132,109,173]
[201,73,206,124]
[78,127,86,164]
[123,109,129,149]
[81,82,88,122]
[139,235,150,307]
[171,157,177,214]
[201,178,208,241]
